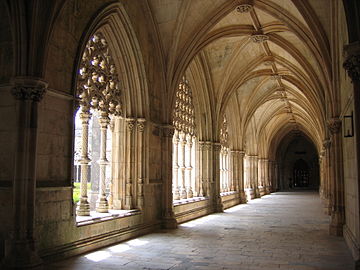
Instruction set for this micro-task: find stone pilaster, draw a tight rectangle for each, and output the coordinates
[124,118,135,210]
[161,125,177,229]
[327,118,345,236]
[136,119,146,209]
[3,77,47,269]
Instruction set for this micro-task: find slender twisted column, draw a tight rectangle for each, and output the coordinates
[124,118,135,209]
[179,132,187,199]
[77,110,91,216]
[137,119,146,209]
[172,130,180,199]
[95,112,110,213]
[185,134,193,198]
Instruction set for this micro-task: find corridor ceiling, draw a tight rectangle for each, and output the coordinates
[149,0,333,155]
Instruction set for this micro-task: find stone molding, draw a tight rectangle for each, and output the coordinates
[236,4,253,13]
[250,32,269,43]
[11,77,48,102]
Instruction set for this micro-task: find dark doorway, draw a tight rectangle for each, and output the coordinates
[293,159,310,188]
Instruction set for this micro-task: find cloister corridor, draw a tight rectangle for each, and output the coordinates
[48,192,353,270]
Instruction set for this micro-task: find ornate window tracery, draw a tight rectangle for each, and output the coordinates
[74,32,122,216]
[220,115,231,193]
[172,76,198,200]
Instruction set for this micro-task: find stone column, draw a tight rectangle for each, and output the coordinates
[225,149,230,192]
[96,112,110,213]
[179,132,187,199]
[198,141,205,197]
[161,125,177,228]
[328,118,345,236]
[136,119,146,209]
[107,118,115,209]
[343,41,360,269]
[323,140,331,215]
[230,150,237,192]
[213,143,224,212]
[185,134,193,198]
[264,159,270,194]
[238,151,246,202]
[77,110,92,216]
[172,130,180,200]
[251,156,260,198]
[191,136,197,196]
[205,142,213,197]
[3,77,47,268]
[124,118,135,210]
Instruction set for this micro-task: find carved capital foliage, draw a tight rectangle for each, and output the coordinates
[11,77,48,102]
[323,139,331,150]
[327,118,342,135]
[343,41,360,82]
[213,143,222,152]
[126,118,136,132]
[137,118,146,133]
[77,32,122,115]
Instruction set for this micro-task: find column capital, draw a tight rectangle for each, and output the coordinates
[213,142,222,152]
[327,118,342,135]
[343,41,360,82]
[137,118,146,132]
[11,77,48,102]
[126,118,136,132]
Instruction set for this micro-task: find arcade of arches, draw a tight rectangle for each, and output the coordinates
[0,0,360,269]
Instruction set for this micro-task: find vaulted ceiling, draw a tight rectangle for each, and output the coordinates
[149,0,338,155]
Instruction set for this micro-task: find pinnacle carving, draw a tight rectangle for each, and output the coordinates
[343,54,360,82]
[327,118,341,135]
[77,32,122,115]
[11,78,47,102]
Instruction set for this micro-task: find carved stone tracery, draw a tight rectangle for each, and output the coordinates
[77,32,122,116]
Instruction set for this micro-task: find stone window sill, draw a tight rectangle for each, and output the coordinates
[76,209,140,226]
[220,191,238,197]
[173,196,207,206]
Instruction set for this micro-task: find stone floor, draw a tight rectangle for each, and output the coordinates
[47,192,355,270]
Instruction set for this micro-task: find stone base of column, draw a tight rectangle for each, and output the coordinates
[239,190,247,203]
[323,199,331,215]
[245,188,254,201]
[329,211,344,236]
[259,186,266,197]
[96,196,109,213]
[162,212,178,229]
[254,187,260,198]
[76,198,90,216]
[214,196,224,213]
[180,188,187,199]
[2,239,43,269]
[265,186,271,194]
[173,188,180,200]
[124,196,133,210]
[137,196,144,210]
